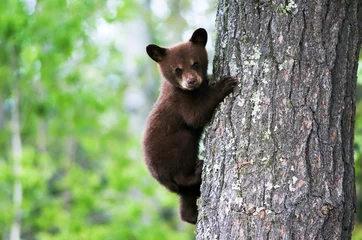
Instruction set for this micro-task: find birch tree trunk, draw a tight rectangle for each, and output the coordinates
[9,46,23,240]
[197,0,361,239]
[10,92,22,240]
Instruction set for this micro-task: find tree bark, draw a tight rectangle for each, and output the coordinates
[197,0,361,239]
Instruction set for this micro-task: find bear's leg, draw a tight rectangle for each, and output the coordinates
[179,194,198,224]
[175,160,204,186]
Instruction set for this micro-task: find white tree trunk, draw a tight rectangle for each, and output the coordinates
[10,93,23,240]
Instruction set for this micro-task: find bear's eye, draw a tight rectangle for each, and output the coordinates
[175,68,182,76]
[192,62,199,70]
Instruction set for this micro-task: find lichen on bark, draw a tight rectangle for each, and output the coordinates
[197,0,361,239]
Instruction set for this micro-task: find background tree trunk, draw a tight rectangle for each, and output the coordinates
[197,0,361,239]
[10,92,22,240]
[9,49,22,240]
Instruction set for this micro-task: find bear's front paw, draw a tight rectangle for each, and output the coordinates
[217,76,238,96]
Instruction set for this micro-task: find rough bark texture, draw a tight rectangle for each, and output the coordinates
[197,0,361,239]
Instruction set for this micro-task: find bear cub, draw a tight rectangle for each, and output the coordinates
[143,28,236,224]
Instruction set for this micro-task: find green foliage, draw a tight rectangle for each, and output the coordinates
[353,224,362,240]
[0,0,195,239]
[353,52,362,239]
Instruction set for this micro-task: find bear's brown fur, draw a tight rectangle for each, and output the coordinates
[143,28,236,224]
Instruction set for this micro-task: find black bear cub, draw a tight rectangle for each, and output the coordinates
[143,28,236,224]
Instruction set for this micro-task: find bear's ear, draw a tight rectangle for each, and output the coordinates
[189,28,207,47]
[146,44,167,62]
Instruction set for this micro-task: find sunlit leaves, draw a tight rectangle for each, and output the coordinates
[0,1,196,239]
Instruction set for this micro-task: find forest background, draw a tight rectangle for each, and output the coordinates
[0,0,361,239]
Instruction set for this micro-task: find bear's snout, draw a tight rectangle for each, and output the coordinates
[187,78,197,85]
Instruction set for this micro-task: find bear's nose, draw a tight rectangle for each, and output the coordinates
[187,78,196,85]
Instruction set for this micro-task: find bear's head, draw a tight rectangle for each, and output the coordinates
[146,28,208,91]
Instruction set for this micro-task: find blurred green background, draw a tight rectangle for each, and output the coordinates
[0,1,360,239]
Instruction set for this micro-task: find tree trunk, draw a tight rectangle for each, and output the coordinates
[10,92,22,240]
[9,46,23,240]
[197,0,361,239]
